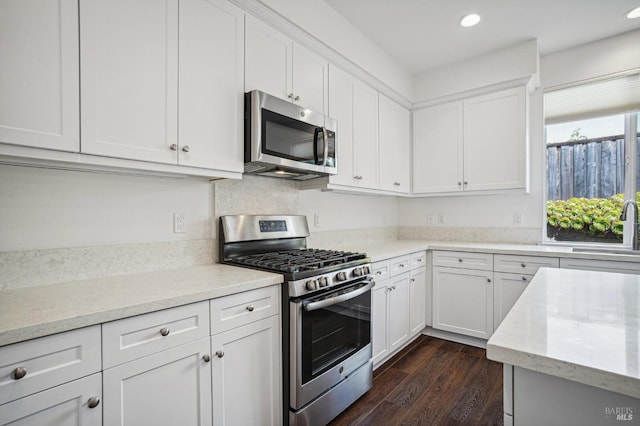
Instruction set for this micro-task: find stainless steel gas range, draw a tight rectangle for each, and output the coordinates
[219,215,374,426]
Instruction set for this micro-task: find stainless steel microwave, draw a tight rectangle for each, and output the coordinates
[244,90,337,180]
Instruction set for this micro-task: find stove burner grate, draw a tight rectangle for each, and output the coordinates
[230,249,367,274]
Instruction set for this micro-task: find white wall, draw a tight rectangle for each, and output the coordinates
[0,165,213,251]
[259,0,413,101]
[413,39,539,103]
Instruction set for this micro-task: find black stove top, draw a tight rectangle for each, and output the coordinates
[229,249,367,275]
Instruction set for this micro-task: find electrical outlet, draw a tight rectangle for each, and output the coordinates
[426,214,434,225]
[313,213,320,228]
[174,213,185,233]
[437,213,445,225]
[513,212,523,225]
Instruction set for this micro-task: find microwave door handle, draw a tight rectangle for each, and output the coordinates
[322,127,329,166]
[303,280,375,312]
[313,127,321,165]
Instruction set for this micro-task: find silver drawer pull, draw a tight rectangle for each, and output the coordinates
[88,397,100,409]
[159,327,170,337]
[246,305,255,312]
[216,350,224,358]
[12,367,27,380]
[202,354,211,363]
[399,264,405,268]
[375,271,382,275]
[417,258,423,262]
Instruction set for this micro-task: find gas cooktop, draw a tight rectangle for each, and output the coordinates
[228,248,367,274]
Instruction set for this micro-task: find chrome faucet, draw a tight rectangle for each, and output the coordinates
[620,200,639,250]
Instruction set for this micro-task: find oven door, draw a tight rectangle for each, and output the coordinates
[290,278,374,410]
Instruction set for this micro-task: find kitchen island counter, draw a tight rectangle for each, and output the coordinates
[0,264,283,346]
[487,267,640,399]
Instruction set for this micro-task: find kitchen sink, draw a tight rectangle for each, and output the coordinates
[571,247,640,256]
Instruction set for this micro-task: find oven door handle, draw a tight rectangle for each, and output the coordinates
[303,280,375,312]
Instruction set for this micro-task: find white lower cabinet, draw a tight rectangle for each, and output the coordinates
[103,337,213,426]
[560,257,640,274]
[433,266,494,339]
[493,272,531,330]
[372,251,427,368]
[211,316,281,426]
[0,373,102,426]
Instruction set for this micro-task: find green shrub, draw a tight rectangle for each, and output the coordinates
[546,193,639,241]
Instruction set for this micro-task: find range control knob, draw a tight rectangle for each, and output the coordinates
[353,267,363,277]
[336,272,347,282]
[318,277,328,287]
[362,266,371,275]
[305,280,318,291]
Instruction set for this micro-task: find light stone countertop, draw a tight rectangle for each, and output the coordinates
[487,267,640,399]
[336,239,640,263]
[0,264,282,347]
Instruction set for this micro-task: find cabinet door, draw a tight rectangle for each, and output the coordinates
[378,94,410,193]
[371,279,389,366]
[352,82,379,189]
[211,316,281,426]
[0,373,101,426]
[0,0,79,152]
[388,273,410,353]
[178,0,244,171]
[409,267,427,336]
[433,266,494,339]
[412,101,463,194]
[327,65,356,186]
[103,338,212,426]
[494,272,531,331]
[463,87,526,191]
[244,16,291,101]
[80,0,179,164]
[292,42,328,114]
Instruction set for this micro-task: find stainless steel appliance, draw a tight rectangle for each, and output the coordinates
[244,90,337,180]
[219,215,373,426]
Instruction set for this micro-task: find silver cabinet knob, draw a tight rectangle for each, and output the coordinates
[159,327,170,337]
[394,182,401,186]
[458,258,463,262]
[294,95,300,101]
[399,263,405,268]
[288,93,294,100]
[458,182,462,186]
[169,144,178,151]
[417,258,423,262]
[410,278,416,282]
[88,397,100,409]
[215,350,224,358]
[182,145,190,153]
[12,367,27,380]
[487,278,492,283]
[202,354,211,363]
[464,181,468,185]
[246,305,255,312]
[522,276,528,281]
[521,263,526,268]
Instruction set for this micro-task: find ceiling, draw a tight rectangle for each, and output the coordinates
[324,0,640,74]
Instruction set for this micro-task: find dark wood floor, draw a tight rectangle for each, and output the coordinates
[330,336,504,426]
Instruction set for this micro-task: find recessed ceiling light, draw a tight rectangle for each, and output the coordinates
[459,13,481,27]
[626,6,640,19]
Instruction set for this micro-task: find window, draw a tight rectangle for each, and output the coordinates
[544,72,640,246]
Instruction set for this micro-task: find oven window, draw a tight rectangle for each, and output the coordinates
[262,109,324,165]
[301,283,371,384]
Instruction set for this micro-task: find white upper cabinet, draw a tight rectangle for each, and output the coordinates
[245,16,328,114]
[413,101,463,194]
[80,0,244,172]
[378,94,410,194]
[413,86,528,195]
[328,65,356,186]
[463,87,527,191]
[178,0,244,171]
[0,0,80,152]
[80,0,179,164]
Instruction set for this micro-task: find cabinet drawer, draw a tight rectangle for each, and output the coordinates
[389,256,410,276]
[371,260,390,281]
[560,258,640,274]
[494,254,559,275]
[0,326,101,405]
[433,250,493,270]
[102,301,210,369]
[210,285,280,334]
[410,251,427,269]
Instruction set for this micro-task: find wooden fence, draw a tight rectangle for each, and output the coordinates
[547,135,627,201]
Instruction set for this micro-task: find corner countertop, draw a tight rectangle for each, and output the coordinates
[0,264,283,347]
[486,267,640,399]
